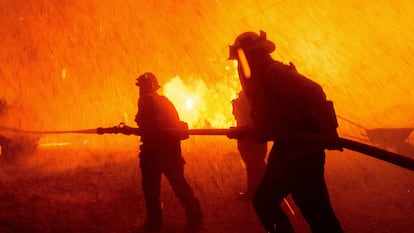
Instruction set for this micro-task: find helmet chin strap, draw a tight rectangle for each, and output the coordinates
[237,48,251,79]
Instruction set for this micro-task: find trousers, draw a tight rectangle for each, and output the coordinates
[252,145,343,233]
[140,151,202,227]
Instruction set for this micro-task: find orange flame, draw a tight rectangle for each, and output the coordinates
[162,73,239,128]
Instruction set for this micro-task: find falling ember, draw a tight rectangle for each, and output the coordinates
[38,142,72,147]
[61,68,67,79]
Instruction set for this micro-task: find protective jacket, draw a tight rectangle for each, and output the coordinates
[135,93,185,164]
[251,61,338,145]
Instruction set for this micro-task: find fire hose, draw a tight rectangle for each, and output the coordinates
[1,124,414,172]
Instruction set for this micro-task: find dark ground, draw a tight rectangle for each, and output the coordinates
[0,136,413,233]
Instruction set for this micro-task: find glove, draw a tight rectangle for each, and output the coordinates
[177,121,189,140]
[226,127,244,140]
[117,122,137,135]
[226,127,254,140]
[97,127,106,135]
[322,131,343,151]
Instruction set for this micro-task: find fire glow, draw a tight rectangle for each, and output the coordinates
[0,1,413,150]
[162,75,237,128]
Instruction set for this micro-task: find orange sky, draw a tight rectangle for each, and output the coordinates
[1,0,413,138]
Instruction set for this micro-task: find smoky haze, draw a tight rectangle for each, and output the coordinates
[1,0,414,144]
[1,3,414,232]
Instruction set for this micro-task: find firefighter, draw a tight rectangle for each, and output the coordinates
[135,72,203,231]
[232,90,267,199]
[228,31,343,233]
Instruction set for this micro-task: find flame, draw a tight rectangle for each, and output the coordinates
[162,74,238,128]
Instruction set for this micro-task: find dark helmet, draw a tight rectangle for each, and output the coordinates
[228,30,275,60]
[136,72,161,91]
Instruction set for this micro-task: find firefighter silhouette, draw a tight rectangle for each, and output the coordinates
[134,72,203,231]
[229,31,343,233]
[232,90,267,198]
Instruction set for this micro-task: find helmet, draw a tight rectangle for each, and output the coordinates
[136,72,161,91]
[228,30,275,60]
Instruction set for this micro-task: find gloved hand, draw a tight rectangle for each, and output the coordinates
[176,121,189,140]
[226,127,246,140]
[96,127,106,135]
[117,122,137,135]
[322,131,343,151]
[227,127,240,139]
[226,127,255,140]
